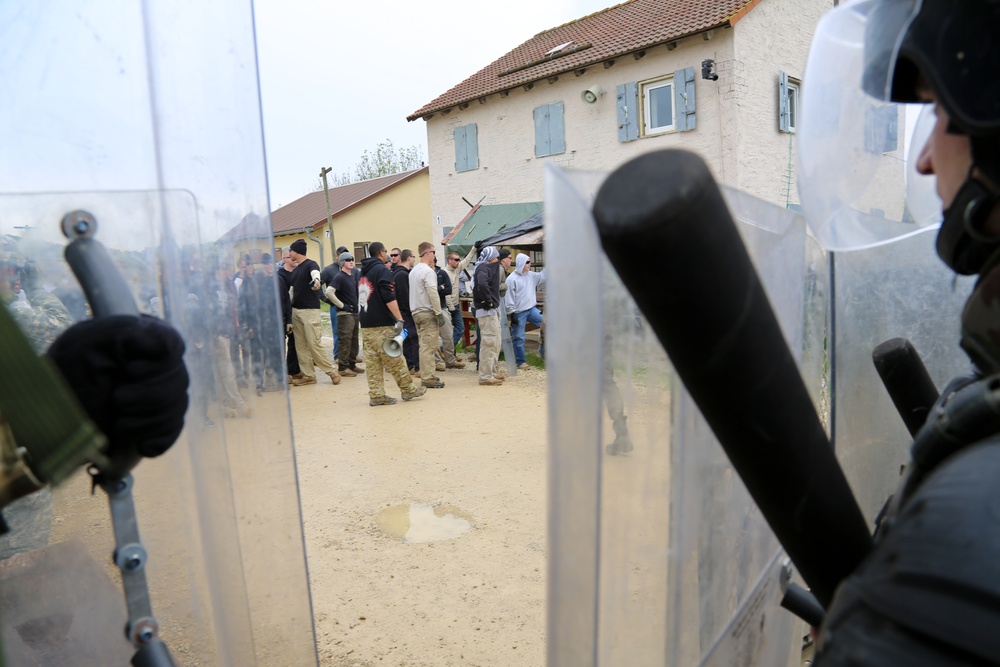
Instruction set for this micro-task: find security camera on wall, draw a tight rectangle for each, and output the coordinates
[581,84,605,104]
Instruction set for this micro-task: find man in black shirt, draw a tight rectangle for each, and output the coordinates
[391,249,420,373]
[473,246,504,386]
[278,246,301,380]
[358,242,425,406]
[288,239,341,387]
[330,251,362,376]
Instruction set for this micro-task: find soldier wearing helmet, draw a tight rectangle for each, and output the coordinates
[808,2,1000,665]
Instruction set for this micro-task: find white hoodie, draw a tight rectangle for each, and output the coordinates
[504,254,545,314]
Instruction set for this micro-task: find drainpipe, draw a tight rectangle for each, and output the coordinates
[306,229,324,268]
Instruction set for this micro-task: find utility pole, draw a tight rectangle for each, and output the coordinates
[320,167,336,253]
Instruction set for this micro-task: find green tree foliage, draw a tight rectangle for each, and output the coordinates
[319,140,424,188]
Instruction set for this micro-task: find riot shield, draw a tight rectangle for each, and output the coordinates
[0,3,316,666]
[546,164,820,666]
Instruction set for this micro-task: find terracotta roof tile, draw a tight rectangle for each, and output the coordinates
[407,0,753,121]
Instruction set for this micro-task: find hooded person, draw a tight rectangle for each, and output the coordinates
[472,245,504,386]
[504,253,546,368]
[357,242,425,406]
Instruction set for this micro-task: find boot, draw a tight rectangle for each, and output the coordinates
[605,416,634,455]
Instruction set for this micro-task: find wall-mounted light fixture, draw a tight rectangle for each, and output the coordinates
[702,59,719,81]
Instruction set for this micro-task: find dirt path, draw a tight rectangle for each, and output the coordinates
[293,355,549,667]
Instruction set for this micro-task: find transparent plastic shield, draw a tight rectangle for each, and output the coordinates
[0,3,315,666]
[831,231,973,525]
[546,165,815,666]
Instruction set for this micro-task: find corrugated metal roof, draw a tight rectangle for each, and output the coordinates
[407,0,755,121]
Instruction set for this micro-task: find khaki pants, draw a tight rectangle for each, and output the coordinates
[435,316,458,366]
[292,308,336,379]
[413,310,440,382]
[477,312,501,381]
[362,326,418,399]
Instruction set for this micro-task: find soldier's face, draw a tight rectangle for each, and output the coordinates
[915,96,973,212]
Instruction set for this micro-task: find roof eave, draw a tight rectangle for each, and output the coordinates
[406,22,733,122]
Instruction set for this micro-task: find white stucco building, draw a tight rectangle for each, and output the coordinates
[408,0,850,244]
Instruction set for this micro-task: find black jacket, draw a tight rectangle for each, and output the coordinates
[359,257,397,328]
[391,264,412,315]
[473,261,501,311]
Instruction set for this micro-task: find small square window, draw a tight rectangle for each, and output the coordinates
[641,77,674,136]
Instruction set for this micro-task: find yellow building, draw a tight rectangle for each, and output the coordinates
[221,166,432,268]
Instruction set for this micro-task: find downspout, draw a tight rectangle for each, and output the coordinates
[306,229,324,268]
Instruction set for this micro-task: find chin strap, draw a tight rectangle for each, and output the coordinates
[936,165,1000,275]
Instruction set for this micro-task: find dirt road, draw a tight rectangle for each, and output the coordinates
[293,356,549,667]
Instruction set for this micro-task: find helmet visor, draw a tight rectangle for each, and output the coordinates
[798,0,940,251]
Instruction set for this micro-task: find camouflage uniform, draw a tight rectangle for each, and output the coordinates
[7,289,76,354]
[362,325,419,400]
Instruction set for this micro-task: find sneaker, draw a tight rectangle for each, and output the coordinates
[401,386,427,401]
[479,377,504,386]
[291,376,317,386]
[435,363,446,372]
[339,368,357,377]
[517,363,530,371]
[369,396,397,406]
[327,372,342,385]
[290,372,305,380]
[446,361,466,369]
[422,379,445,389]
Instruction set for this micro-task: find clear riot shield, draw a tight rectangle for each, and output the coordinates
[0,3,316,666]
[831,232,974,525]
[546,164,821,667]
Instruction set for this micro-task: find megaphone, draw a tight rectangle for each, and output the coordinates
[581,84,604,104]
[382,329,408,358]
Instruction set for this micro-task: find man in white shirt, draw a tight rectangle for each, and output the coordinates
[408,242,447,389]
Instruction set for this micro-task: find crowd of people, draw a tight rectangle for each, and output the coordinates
[275,238,546,406]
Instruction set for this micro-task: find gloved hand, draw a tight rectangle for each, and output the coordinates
[47,315,189,462]
[286,323,293,335]
[436,313,447,328]
[310,269,321,290]
[393,320,404,336]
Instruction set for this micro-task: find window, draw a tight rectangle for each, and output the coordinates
[354,242,370,259]
[617,67,695,142]
[533,101,566,157]
[779,72,800,133]
[642,77,675,135]
[454,123,479,172]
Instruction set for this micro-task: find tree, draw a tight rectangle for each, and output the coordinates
[318,140,425,189]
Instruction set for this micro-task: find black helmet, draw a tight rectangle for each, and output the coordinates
[863,0,1000,137]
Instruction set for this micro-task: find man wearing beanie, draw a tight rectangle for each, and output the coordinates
[358,242,425,406]
[288,239,341,386]
[330,251,362,376]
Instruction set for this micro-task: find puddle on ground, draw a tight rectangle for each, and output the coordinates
[376,503,475,543]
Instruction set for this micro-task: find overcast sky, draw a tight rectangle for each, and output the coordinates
[253,0,613,208]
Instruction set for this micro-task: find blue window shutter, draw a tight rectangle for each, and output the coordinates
[467,123,479,169]
[534,105,550,156]
[455,125,468,171]
[674,67,696,131]
[550,101,565,154]
[778,71,790,133]
[455,124,479,171]
[865,104,899,153]
[616,82,638,142]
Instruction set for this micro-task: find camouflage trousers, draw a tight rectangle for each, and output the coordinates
[362,326,418,399]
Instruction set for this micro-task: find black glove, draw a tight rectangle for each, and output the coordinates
[47,315,189,462]
[473,242,482,254]
[393,320,404,336]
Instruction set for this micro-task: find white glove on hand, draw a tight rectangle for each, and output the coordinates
[324,286,344,308]
[310,269,321,290]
